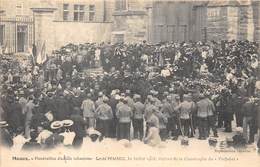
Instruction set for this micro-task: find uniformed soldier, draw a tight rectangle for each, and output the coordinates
[174,94,195,137]
[95,96,113,138]
[132,94,145,140]
[144,96,159,137]
[116,97,132,140]
[81,93,96,129]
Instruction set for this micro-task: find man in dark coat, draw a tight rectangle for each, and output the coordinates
[222,90,233,132]
[256,98,260,150]
[42,92,56,114]
[0,121,13,148]
[7,97,23,134]
[232,94,244,127]
[242,97,257,144]
[54,92,72,120]
[108,93,119,138]
[70,107,86,148]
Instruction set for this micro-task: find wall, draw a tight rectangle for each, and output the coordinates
[226,6,239,40]
[151,1,203,43]
[252,0,260,43]
[207,7,228,41]
[112,14,147,43]
[111,0,148,43]
[192,5,207,42]
[33,9,57,56]
[53,21,112,49]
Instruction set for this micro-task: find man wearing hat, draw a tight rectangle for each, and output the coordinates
[152,91,162,109]
[5,94,24,135]
[242,97,257,144]
[108,93,120,138]
[81,93,96,129]
[95,96,113,138]
[154,106,168,141]
[160,95,174,139]
[0,121,13,148]
[174,94,195,137]
[125,90,134,110]
[70,107,86,148]
[196,94,211,140]
[54,91,72,121]
[144,97,159,137]
[116,97,133,140]
[205,93,218,137]
[95,92,104,108]
[232,93,244,127]
[18,90,27,115]
[132,94,145,140]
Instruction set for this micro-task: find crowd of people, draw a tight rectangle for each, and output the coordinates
[0,40,260,151]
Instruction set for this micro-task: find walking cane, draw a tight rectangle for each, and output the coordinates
[190,114,194,136]
[177,114,185,137]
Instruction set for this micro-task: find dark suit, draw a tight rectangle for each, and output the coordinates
[0,128,13,148]
[70,114,86,148]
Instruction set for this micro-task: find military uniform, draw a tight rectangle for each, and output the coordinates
[196,97,211,139]
[175,100,194,137]
[96,103,113,137]
[133,99,145,140]
[116,103,132,140]
[81,98,96,128]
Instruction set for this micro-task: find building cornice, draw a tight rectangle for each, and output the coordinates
[113,10,146,16]
[30,8,57,13]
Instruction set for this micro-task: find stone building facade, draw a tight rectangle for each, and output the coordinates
[112,0,260,43]
[0,0,259,56]
[0,0,113,55]
[205,0,255,41]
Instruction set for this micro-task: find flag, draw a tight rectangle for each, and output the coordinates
[36,41,47,64]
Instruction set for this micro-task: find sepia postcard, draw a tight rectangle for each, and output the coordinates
[0,0,259,167]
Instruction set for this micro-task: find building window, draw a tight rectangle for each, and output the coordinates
[89,5,95,21]
[63,4,69,21]
[0,25,4,46]
[115,0,127,11]
[74,4,85,21]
